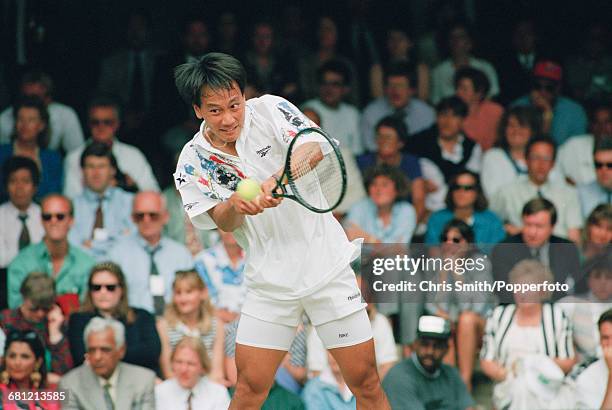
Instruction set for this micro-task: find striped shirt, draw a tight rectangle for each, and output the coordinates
[167,317,218,352]
[480,303,574,367]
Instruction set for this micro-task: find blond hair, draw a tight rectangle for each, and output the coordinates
[164,270,214,334]
[171,336,211,375]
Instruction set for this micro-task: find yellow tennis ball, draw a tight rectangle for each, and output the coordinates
[236,178,262,201]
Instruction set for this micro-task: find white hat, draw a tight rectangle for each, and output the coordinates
[417,315,451,339]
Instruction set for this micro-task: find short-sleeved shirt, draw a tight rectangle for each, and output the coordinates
[382,354,475,410]
[345,198,416,243]
[174,95,359,301]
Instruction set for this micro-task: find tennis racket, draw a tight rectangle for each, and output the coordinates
[272,127,347,213]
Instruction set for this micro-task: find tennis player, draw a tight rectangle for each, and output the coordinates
[173,52,390,409]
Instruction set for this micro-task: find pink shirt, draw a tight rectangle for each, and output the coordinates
[463,100,504,151]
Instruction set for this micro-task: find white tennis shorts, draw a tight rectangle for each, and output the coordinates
[237,266,372,350]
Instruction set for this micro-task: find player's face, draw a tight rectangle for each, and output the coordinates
[600,322,612,350]
[368,175,398,208]
[595,150,612,190]
[415,337,448,373]
[526,142,554,184]
[8,168,36,209]
[522,210,554,248]
[15,107,45,144]
[83,156,115,194]
[194,83,245,145]
[173,281,205,315]
[505,115,532,149]
[172,346,204,389]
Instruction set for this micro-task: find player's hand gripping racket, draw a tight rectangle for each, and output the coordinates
[272,127,347,213]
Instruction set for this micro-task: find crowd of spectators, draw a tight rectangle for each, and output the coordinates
[1,3,611,409]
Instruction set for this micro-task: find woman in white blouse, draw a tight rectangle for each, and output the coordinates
[155,337,230,410]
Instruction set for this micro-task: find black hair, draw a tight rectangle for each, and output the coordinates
[445,170,488,211]
[454,67,490,99]
[316,59,352,86]
[2,156,40,188]
[436,96,468,118]
[88,95,122,121]
[20,70,54,97]
[440,218,475,243]
[384,61,416,88]
[525,135,557,161]
[11,96,50,148]
[496,106,542,150]
[598,308,612,330]
[594,135,612,156]
[2,329,48,388]
[363,164,410,200]
[174,52,247,106]
[522,197,557,226]
[375,115,410,143]
[80,141,119,169]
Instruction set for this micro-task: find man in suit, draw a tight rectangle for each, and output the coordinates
[59,317,155,410]
[492,198,580,303]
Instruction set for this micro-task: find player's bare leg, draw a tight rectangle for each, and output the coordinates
[330,339,391,410]
[229,344,286,409]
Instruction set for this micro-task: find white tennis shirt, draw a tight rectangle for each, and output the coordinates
[174,95,359,300]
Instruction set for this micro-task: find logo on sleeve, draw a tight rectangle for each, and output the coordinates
[256,145,272,157]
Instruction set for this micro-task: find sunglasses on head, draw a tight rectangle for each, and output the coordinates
[7,330,39,343]
[441,235,463,243]
[42,213,67,221]
[452,184,476,191]
[133,212,161,222]
[89,118,115,127]
[595,161,612,170]
[89,283,119,292]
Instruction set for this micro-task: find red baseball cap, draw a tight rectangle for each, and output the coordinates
[533,60,563,82]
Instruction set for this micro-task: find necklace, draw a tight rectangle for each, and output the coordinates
[204,126,228,148]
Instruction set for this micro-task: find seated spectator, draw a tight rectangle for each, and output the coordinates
[578,136,612,219]
[581,204,612,264]
[424,220,495,390]
[68,262,161,372]
[302,352,356,409]
[59,317,156,410]
[382,315,475,410]
[157,270,224,382]
[302,60,363,155]
[482,106,547,198]
[559,257,612,360]
[195,230,246,323]
[107,191,193,315]
[426,170,505,248]
[0,330,60,409]
[155,336,230,410]
[430,21,499,104]
[162,185,219,256]
[0,96,62,202]
[68,142,135,260]
[0,70,84,152]
[0,272,72,384]
[407,96,482,182]
[63,97,159,198]
[224,317,307,407]
[384,26,430,101]
[454,67,504,150]
[356,116,426,223]
[344,165,416,243]
[0,157,44,268]
[480,260,576,410]
[491,198,580,302]
[8,194,94,308]
[558,101,612,186]
[361,62,435,152]
[491,136,582,242]
[561,308,612,409]
[512,60,587,145]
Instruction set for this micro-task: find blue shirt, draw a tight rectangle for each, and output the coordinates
[361,98,435,152]
[512,96,587,145]
[0,144,63,202]
[425,209,506,251]
[68,187,135,260]
[346,198,416,243]
[301,377,356,410]
[356,153,423,180]
[107,235,194,313]
[578,181,612,219]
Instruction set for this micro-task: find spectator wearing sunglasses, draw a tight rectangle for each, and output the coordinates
[68,142,135,261]
[0,96,63,203]
[0,272,73,384]
[107,191,193,315]
[0,329,60,410]
[425,170,505,250]
[63,96,159,199]
[68,262,161,373]
[7,194,95,308]
[511,60,587,146]
[578,136,612,219]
